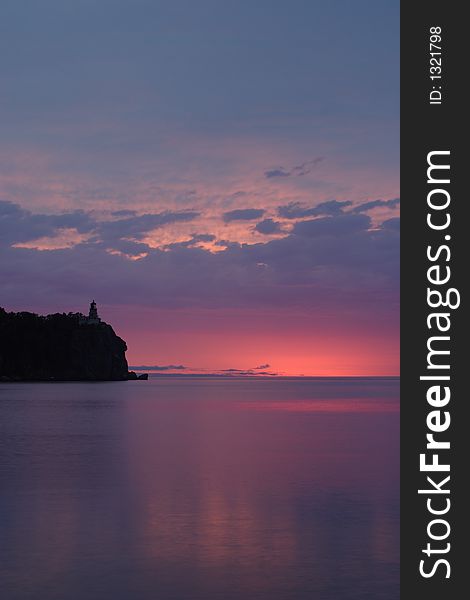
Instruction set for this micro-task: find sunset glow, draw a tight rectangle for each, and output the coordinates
[0,0,399,376]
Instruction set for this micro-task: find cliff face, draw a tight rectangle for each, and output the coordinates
[0,308,130,381]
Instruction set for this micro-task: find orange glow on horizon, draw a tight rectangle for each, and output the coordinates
[103,306,399,377]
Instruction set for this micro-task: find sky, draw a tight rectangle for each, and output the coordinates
[0,0,399,375]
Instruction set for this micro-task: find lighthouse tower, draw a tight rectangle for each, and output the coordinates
[87,300,101,324]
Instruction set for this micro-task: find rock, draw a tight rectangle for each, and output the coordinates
[126,371,148,380]
[0,307,130,381]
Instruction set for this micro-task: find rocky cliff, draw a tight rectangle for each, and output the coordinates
[0,308,132,381]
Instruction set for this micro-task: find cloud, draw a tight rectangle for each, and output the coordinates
[278,200,352,219]
[111,209,138,217]
[293,213,370,237]
[0,200,95,247]
[12,227,93,251]
[265,158,324,179]
[353,198,400,213]
[381,217,400,231]
[264,169,290,179]
[190,233,216,243]
[1,200,399,319]
[163,233,216,251]
[0,200,22,216]
[253,364,270,370]
[223,208,265,222]
[98,211,200,243]
[0,201,200,255]
[277,198,399,224]
[220,368,278,376]
[254,219,283,235]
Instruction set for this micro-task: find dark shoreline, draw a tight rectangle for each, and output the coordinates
[1,374,398,383]
[0,373,148,383]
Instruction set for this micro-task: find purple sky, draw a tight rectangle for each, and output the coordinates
[0,0,399,375]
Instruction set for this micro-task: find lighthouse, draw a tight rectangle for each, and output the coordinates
[87,300,101,324]
[79,300,102,325]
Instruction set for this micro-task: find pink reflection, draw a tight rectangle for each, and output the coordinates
[235,400,399,413]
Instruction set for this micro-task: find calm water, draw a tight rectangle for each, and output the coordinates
[0,377,399,600]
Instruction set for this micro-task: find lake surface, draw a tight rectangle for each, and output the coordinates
[0,377,399,600]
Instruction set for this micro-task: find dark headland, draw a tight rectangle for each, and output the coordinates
[0,302,148,382]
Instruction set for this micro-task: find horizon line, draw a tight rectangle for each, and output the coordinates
[128,372,400,379]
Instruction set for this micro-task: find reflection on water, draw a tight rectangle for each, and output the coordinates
[0,378,399,599]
